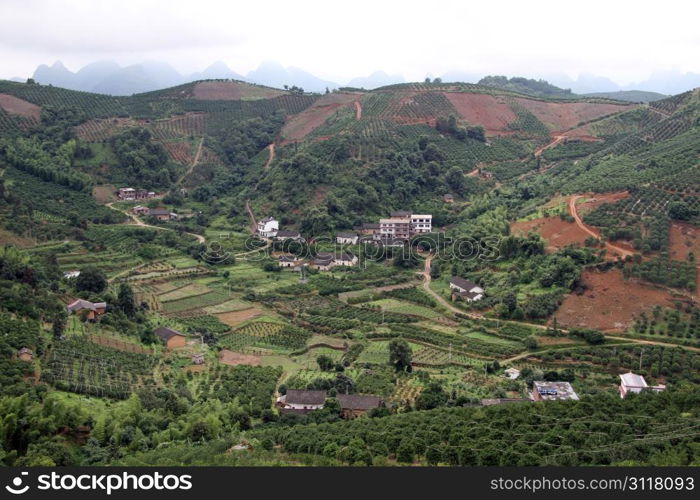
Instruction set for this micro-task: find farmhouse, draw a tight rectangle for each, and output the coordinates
[312,255,334,271]
[66,299,107,320]
[257,216,279,238]
[504,368,521,380]
[619,372,666,398]
[333,253,358,267]
[378,211,432,241]
[278,254,303,268]
[154,327,186,350]
[276,389,327,414]
[118,187,136,200]
[449,277,484,302]
[357,223,380,236]
[274,230,303,241]
[18,347,33,362]
[531,381,579,402]
[118,187,156,201]
[337,394,383,418]
[480,170,494,179]
[443,193,454,203]
[148,208,177,221]
[132,205,149,216]
[63,270,80,279]
[336,232,359,245]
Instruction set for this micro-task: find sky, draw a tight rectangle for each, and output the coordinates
[1,0,699,85]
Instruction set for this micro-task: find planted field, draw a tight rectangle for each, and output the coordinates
[161,290,229,314]
[41,338,156,399]
[215,308,264,327]
[218,322,311,352]
[365,298,442,319]
[158,282,211,302]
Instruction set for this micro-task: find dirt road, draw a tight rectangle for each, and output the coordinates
[245,199,258,235]
[105,202,205,244]
[534,135,567,157]
[568,195,633,258]
[354,100,362,120]
[263,143,275,169]
[175,137,204,186]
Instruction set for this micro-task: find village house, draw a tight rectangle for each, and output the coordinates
[336,232,359,245]
[257,216,279,238]
[148,208,177,221]
[443,193,454,203]
[18,347,33,362]
[377,211,432,241]
[276,389,327,414]
[118,187,136,201]
[66,299,107,320]
[278,254,303,268]
[449,277,485,302]
[154,327,186,350]
[333,253,358,267]
[336,394,383,419]
[480,170,494,179]
[504,368,521,380]
[531,381,579,402]
[276,390,383,418]
[312,254,334,271]
[274,230,303,241]
[63,270,80,279]
[356,223,380,236]
[132,205,149,216]
[619,372,666,398]
[118,187,156,201]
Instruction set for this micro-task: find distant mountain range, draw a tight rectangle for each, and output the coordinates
[23,59,700,96]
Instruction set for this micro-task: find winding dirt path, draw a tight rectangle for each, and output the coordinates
[534,135,567,157]
[568,195,633,258]
[354,100,362,120]
[176,137,204,186]
[105,202,205,244]
[263,143,275,169]
[244,199,258,235]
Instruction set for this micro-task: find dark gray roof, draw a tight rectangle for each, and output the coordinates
[334,253,356,261]
[337,394,383,410]
[362,223,380,229]
[336,232,358,239]
[276,230,301,238]
[278,254,299,262]
[148,208,171,216]
[284,389,327,405]
[154,327,184,341]
[450,276,479,291]
[390,210,411,217]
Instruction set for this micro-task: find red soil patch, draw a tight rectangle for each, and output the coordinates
[215,308,263,327]
[444,93,516,135]
[192,81,285,100]
[669,222,700,261]
[74,117,142,141]
[511,216,591,252]
[281,92,359,143]
[554,269,674,331]
[0,93,40,119]
[515,98,630,133]
[219,349,261,366]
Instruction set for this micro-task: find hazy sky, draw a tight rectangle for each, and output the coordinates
[1,0,699,84]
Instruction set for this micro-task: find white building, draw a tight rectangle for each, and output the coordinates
[410,214,432,234]
[619,372,666,398]
[504,368,521,380]
[333,253,358,267]
[276,390,326,412]
[336,232,359,245]
[449,277,484,302]
[257,216,279,238]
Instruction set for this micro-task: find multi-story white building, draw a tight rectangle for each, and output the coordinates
[379,217,411,240]
[257,216,279,238]
[411,214,432,234]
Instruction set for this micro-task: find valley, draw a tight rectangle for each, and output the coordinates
[0,76,698,467]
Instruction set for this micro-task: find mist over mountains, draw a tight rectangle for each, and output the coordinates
[24,59,700,96]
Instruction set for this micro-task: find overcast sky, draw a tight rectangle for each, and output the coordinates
[1,0,699,84]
